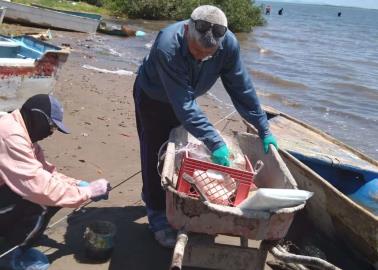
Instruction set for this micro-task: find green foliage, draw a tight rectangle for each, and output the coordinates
[216,0,265,32]
[103,0,265,32]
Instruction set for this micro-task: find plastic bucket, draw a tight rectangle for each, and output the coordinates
[83,220,116,261]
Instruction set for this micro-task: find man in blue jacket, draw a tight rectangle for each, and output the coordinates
[133,5,278,248]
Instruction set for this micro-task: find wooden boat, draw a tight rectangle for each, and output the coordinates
[0,0,101,33]
[97,21,145,38]
[97,22,135,37]
[161,126,306,270]
[245,106,378,267]
[30,4,102,21]
[0,34,69,112]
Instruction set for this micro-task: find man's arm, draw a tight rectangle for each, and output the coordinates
[0,135,91,207]
[220,36,271,139]
[34,143,79,185]
[154,48,225,152]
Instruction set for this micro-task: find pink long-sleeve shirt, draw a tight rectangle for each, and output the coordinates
[0,110,91,207]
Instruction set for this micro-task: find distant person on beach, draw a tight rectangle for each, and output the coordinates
[338,12,342,17]
[0,94,110,267]
[278,8,284,15]
[265,5,271,15]
[133,5,278,248]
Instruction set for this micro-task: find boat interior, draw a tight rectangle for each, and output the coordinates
[265,109,378,214]
[0,35,60,60]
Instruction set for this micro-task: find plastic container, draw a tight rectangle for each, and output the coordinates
[176,151,256,206]
[83,220,116,262]
[349,178,378,215]
[0,247,50,270]
[237,188,314,211]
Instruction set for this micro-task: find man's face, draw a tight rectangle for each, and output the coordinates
[185,24,218,61]
[187,38,218,61]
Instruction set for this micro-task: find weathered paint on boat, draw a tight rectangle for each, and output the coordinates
[0,0,100,33]
[245,106,378,267]
[30,4,102,21]
[0,35,69,112]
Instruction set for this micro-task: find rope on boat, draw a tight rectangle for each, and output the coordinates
[270,244,342,270]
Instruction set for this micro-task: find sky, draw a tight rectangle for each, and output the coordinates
[264,0,378,9]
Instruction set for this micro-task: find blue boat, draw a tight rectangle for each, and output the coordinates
[0,34,69,112]
[245,106,378,268]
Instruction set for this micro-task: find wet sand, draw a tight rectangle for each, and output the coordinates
[1,24,274,269]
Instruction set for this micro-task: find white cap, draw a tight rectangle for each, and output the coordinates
[191,5,227,28]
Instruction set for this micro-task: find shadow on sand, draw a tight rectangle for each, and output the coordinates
[40,205,173,270]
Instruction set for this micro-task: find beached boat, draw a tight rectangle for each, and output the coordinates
[162,127,307,270]
[0,0,100,33]
[245,106,378,267]
[0,34,69,112]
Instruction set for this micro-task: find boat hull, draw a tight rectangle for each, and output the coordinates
[0,0,100,33]
[0,36,69,112]
[162,127,303,241]
[245,106,378,267]
[0,75,55,112]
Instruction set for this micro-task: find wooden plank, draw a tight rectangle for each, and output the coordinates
[183,233,269,270]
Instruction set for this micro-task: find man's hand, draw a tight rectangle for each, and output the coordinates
[77,180,90,187]
[263,134,278,153]
[211,145,230,166]
[87,179,111,201]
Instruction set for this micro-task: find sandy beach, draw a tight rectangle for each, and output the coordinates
[1,24,262,269]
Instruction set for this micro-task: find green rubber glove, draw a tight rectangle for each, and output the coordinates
[263,134,278,153]
[211,145,230,166]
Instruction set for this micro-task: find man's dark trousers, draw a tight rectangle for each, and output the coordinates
[133,80,180,211]
[0,185,60,252]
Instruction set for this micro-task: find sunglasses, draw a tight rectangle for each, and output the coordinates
[31,108,58,133]
[191,19,227,38]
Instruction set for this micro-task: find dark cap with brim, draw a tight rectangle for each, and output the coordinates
[49,95,69,134]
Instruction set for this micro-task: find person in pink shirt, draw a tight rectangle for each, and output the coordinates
[0,94,110,267]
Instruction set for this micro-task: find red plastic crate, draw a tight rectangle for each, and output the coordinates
[176,150,256,206]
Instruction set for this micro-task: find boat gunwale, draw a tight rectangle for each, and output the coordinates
[243,111,378,221]
[263,105,378,166]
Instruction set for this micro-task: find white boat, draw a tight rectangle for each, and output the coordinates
[0,34,69,112]
[0,0,101,33]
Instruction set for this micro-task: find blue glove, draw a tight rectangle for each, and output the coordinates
[263,134,278,153]
[77,180,90,187]
[211,145,230,166]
